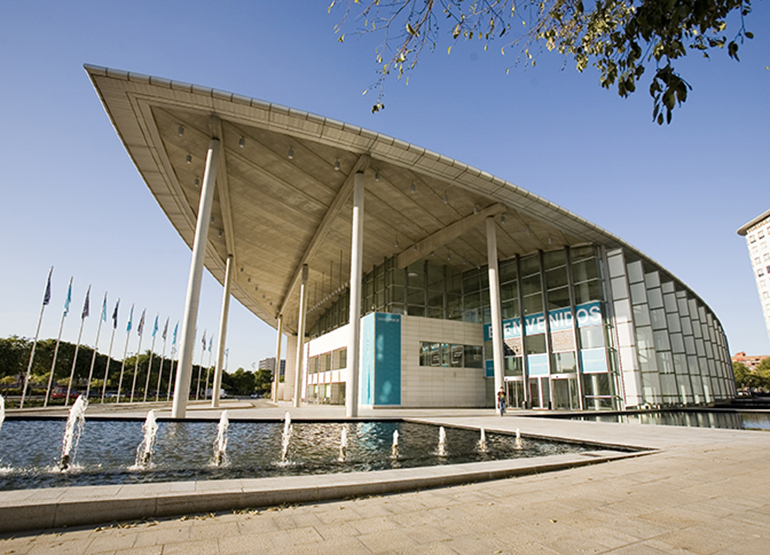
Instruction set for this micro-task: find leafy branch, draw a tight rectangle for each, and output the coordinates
[330,0,754,123]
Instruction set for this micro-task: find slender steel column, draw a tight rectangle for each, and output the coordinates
[564,246,586,410]
[516,255,529,408]
[172,138,221,418]
[346,172,365,418]
[486,217,505,405]
[293,265,309,408]
[538,250,554,410]
[212,255,233,408]
[271,315,283,402]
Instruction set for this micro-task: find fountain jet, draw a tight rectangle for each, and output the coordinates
[213,410,229,466]
[280,411,292,464]
[514,428,523,450]
[135,410,159,467]
[478,427,487,452]
[391,430,399,459]
[59,395,87,471]
[437,426,447,457]
[338,427,348,462]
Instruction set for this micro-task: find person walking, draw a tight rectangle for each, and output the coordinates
[497,386,506,416]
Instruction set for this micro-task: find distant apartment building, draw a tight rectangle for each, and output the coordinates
[738,209,770,344]
[731,351,769,371]
[259,357,286,379]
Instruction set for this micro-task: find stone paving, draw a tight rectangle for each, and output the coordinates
[2,403,770,554]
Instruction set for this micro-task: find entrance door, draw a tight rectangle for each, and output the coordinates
[551,376,579,410]
[505,379,525,409]
[529,377,551,409]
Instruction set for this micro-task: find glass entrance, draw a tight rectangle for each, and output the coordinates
[551,376,579,410]
[505,379,525,409]
[529,377,551,409]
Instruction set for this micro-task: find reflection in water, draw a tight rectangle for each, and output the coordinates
[0,420,596,491]
[577,410,770,431]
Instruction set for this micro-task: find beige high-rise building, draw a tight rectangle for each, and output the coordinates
[738,209,770,344]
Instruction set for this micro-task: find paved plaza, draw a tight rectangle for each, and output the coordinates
[2,402,770,554]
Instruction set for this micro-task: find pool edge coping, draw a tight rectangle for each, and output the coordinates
[0,446,655,534]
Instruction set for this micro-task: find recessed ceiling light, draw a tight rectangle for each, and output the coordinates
[186,154,192,164]
[238,137,245,148]
[177,125,184,136]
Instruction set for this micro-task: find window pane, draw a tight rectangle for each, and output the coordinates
[520,254,540,276]
[526,334,546,355]
[543,249,566,269]
[464,345,484,368]
[523,294,543,315]
[580,326,605,348]
[521,274,541,295]
[552,351,577,373]
[572,258,597,282]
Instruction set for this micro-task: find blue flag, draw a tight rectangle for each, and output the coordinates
[101,293,107,322]
[172,322,178,345]
[208,336,213,352]
[112,299,120,329]
[127,305,134,332]
[152,315,159,338]
[63,280,72,316]
[81,286,90,319]
[43,268,52,306]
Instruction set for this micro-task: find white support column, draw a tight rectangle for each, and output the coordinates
[293,265,309,408]
[271,315,283,402]
[486,217,505,404]
[172,138,221,418]
[346,172,365,418]
[211,254,233,408]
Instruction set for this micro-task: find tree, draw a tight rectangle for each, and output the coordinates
[331,0,754,123]
[227,368,256,396]
[253,368,274,397]
[733,361,755,389]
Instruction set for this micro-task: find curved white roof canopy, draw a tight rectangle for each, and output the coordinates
[85,65,703,335]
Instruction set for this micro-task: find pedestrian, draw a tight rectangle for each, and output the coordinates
[497,386,506,416]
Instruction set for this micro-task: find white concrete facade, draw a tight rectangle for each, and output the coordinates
[738,210,770,345]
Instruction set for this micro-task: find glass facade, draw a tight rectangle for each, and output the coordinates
[306,244,734,410]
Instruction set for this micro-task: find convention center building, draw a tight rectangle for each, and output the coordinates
[87,65,736,417]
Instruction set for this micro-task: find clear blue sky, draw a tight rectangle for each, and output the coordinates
[1,1,768,374]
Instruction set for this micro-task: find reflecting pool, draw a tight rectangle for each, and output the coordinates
[0,419,597,491]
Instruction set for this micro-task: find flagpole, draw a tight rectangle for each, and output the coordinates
[130,309,146,403]
[155,318,169,401]
[20,266,53,409]
[167,345,175,401]
[116,304,134,403]
[66,285,90,406]
[86,292,107,399]
[204,338,214,400]
[167,322,178,401]
[143,315,158,402]
[101,299,120,403]
[44,276,72,407]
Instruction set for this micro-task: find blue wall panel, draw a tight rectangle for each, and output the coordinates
[373,313,401,406]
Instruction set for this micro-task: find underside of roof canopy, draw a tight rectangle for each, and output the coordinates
[86,64,633,336]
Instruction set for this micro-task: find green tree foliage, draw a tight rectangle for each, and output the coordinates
[254,368,274,397]
[733,361,754,389]
[733,359,770,391]
[226,367,257,396]
[331,0,753,122]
